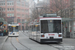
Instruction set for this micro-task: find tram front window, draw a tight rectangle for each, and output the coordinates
[8,26,13,32]
[13,26,19,32]
[41,20,61,33]
[8,26,19,32]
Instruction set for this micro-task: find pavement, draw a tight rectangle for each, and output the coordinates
[0,36,8,50]
[1,31,75,50]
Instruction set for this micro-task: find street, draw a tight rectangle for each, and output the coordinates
[0,0,75,50]
[0,31,74,50]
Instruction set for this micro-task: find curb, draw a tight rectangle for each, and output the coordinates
[0,36,8,50]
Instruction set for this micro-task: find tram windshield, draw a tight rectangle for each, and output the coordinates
[8,26,13,32]
[41,20,61,33]
[8,26,19,32]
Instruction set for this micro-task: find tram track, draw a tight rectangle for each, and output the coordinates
[47,43,64,50]
[10,37,31,50]
[47,43,75,50]
[19,31,29,37]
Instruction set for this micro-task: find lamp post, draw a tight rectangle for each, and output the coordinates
[21,20,27,32]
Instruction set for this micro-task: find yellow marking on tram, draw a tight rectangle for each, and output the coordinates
[12,26,16,27]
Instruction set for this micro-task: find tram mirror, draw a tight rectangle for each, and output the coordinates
[35,25,38,27]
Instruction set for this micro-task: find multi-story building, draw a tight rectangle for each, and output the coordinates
[29,0,36,20]
[0,0,29,30]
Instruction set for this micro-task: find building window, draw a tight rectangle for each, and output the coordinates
[25,2,29,7]
[0,8,5,11]
[10,8,11,10]
[2,8,3,11]
[7,2,14,6]
[2,8,5,11]
[0,0,5,1]
[10,3,11,5]
[11,14,14,16]
[7,3,9,5]
[2,3,3,5]
[22,19,24,22]
[7,8,9,11]
[12,8,14,10]
[7,13,14,17]
[0,2,5,6]
[7,8,14,11]
[7,14,10,16]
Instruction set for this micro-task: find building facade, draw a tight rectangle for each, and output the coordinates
[0,0,29,30]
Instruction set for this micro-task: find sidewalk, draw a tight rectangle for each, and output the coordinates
[63,37,75,39]
[0,36,8,50]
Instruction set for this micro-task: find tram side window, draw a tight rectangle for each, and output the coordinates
[31,26,33,31]
[34,25,37,31]
[37,25,40,31]
[32,25,36,31]
[34,25,40,31]
[31,25,40,31]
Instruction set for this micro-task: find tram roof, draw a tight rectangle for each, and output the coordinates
[40,17,62,20]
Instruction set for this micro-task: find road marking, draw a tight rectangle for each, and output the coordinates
[16,37,19,42]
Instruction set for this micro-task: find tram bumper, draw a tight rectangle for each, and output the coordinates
[41,39,62,43]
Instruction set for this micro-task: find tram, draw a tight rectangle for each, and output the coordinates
[29,14,62,43]
[8,24,19,36]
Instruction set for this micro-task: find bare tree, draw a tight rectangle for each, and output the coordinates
[30,1,51,20]
[50,0,70,17]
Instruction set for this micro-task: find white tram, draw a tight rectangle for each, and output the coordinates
[8,24,19,36]
[29,14,62,43]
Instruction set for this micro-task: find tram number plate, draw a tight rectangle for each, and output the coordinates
[50,37,53,39]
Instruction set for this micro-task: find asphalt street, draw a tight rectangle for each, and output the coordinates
[1,31,75,50]
[0,36,7,45]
